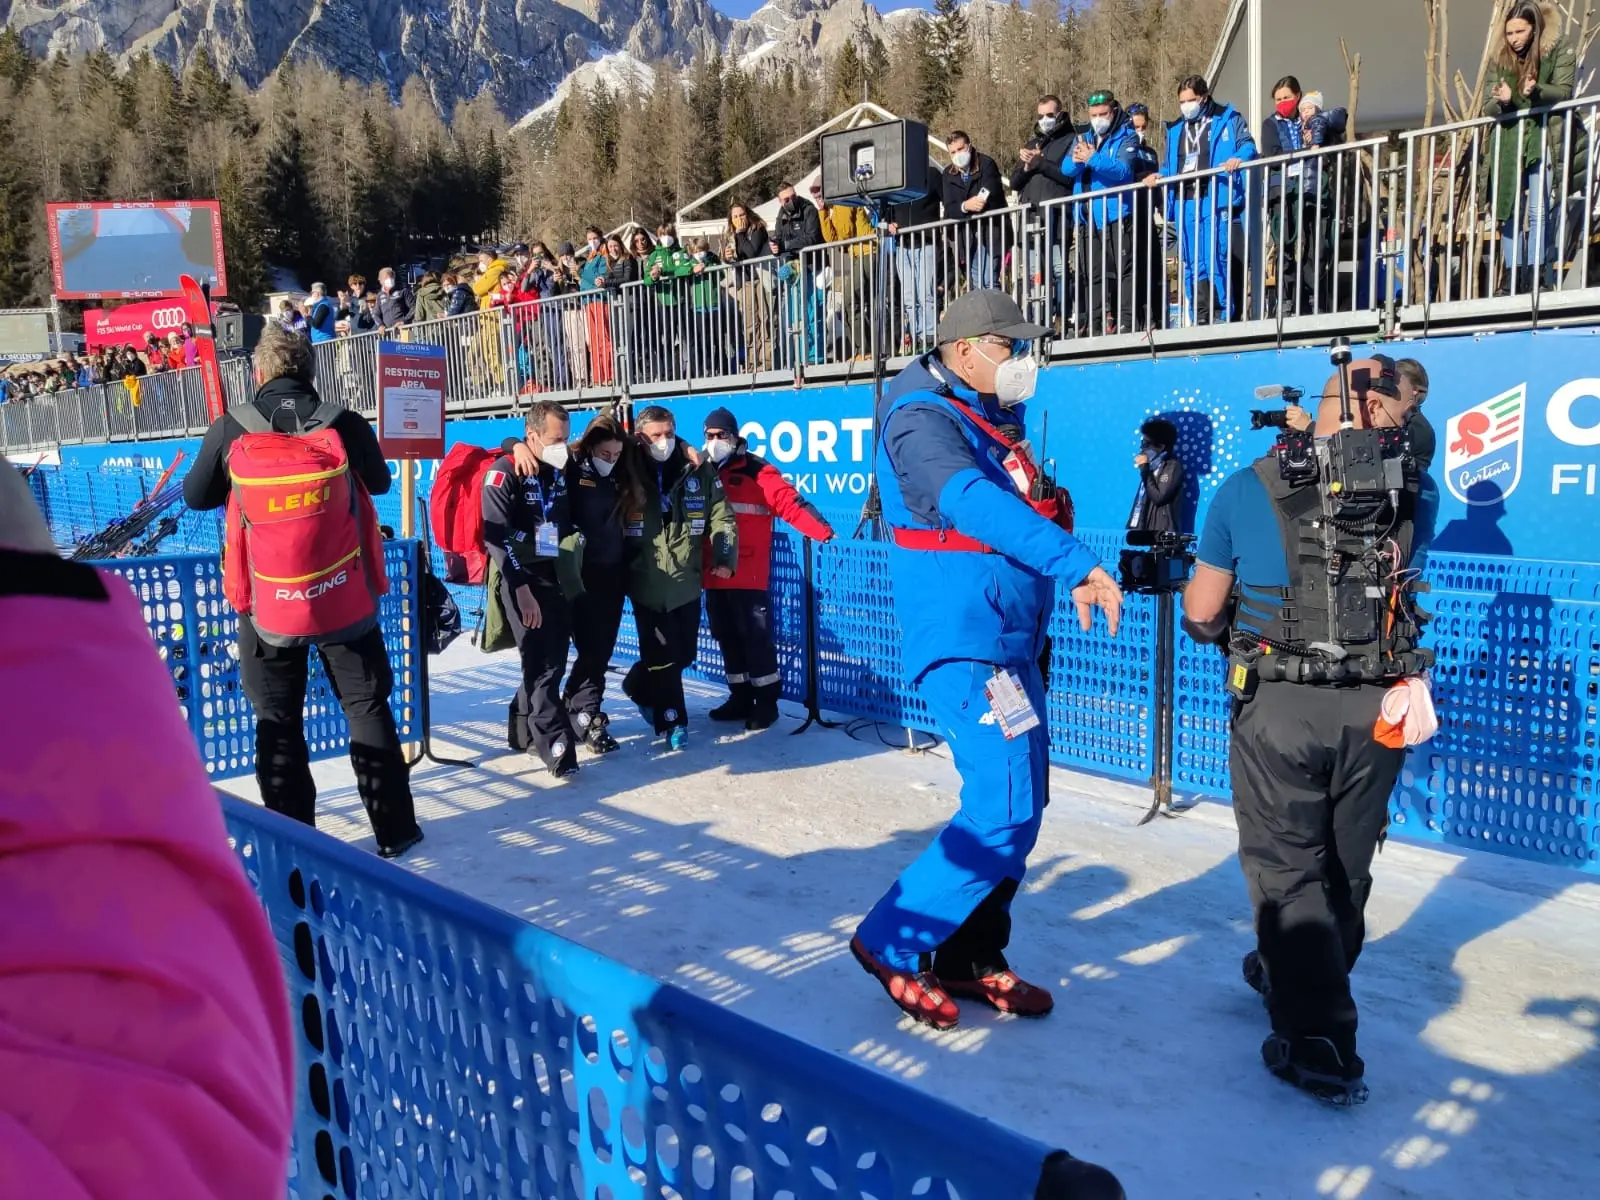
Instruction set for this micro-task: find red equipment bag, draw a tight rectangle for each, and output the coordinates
[428,443,499,584]
[223,402,387,647]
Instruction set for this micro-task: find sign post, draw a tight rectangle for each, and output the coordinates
[376,340,447,540]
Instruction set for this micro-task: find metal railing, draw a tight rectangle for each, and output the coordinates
[1399,94,1599,324]
[7,100,1600,458]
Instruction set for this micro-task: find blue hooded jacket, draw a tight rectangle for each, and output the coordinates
[1162,100,1257,221]
[876,356,1102,682]
[1062,110,1150,227]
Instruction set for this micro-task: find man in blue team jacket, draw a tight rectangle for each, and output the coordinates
[851,290,1124,1030]
[1146,74,1257,324]
[1063,89,1156,335]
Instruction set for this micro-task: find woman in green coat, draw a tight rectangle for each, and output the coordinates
[1483,1,1584,292]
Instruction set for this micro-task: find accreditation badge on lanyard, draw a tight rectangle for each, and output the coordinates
[984,668,1041,739]
[1182,119,1209,174]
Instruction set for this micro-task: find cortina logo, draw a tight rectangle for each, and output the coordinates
[275,570,349,603]
[1445,384,1525,505]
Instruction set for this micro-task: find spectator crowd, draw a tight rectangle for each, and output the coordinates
[1,326,204,405]
[10,4,1586,408]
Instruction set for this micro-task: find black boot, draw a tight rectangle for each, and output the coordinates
[583,712,620,755]
[545,732,580,779]
[1242,949,1270,1007]
[1262,1033,1368,1105]
[710,682,753,722]
[745,688,780,731]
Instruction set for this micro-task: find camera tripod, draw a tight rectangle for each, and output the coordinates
[1139,586,1183,826]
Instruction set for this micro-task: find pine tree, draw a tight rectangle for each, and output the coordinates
[0,99,39,306]
[216,149,267,304]
[0,27,35,92]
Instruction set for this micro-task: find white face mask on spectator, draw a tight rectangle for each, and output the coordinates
[592,457,616,478]
[540,442,569,470]
[1179,99,1203,121]
[647,437,675,463]
[705,437,735,464]
[660,235,675,248]
[380,276,393,292]
[952,148,972,170]
[1037,114,1059,135]
[1090,116,1111,137]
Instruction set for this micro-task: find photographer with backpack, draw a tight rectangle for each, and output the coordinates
[184,324,423,859]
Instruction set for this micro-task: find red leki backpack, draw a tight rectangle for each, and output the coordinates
[429,443,499,584]
[223,402,388,646]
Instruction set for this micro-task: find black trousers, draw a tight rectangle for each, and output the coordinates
[1230,682,1404,1046]
[622,599,702,733]
[237,618,419,849]
[563,563,627,722]
[705,587,780,699]
[1076,217,1135,336]
[500,577,578,766]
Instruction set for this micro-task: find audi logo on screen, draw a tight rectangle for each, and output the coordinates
[151,306,186,329]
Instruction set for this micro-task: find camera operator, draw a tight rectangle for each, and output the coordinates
[1182,355,1434,1107]
[1127,418,1185,534]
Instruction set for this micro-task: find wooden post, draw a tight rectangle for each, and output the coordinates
[400,459,416,539]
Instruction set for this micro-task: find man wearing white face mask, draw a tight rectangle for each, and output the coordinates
[699,407,834,731]
[1010,95,1077,330]
[851,290,1124,1030]
[1063,89,1153,337]
[941,131,1006,290]
[482,400,583,777]
[620,406,737,751]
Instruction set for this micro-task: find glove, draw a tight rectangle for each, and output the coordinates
[1374,676,1438,748]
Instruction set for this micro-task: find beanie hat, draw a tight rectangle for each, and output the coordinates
[704,407,739,436]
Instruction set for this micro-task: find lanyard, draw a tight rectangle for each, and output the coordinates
[1184,118,1210,158]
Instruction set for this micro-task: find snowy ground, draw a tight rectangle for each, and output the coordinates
[221,640,1600,1199]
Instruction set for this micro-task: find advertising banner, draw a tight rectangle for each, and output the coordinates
[83,299,190,351]
[376,341,448,460]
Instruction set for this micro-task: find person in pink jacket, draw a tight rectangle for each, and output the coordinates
[0,453,295,1199]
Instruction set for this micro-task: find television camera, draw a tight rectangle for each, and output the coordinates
[1119,530,1196,595]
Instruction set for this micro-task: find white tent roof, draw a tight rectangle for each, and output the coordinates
[1205,0,1556,135]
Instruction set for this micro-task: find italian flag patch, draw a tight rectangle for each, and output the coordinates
[485,470,507,488]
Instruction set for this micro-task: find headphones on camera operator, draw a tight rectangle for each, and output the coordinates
[1224,338,1433,697]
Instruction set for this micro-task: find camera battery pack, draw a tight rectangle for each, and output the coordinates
[1226,642,1264,703]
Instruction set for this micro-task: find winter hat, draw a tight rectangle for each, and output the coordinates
[1300,91,1324,114]
[704,407,739,437]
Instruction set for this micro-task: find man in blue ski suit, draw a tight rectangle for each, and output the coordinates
[850,290,1124,1030]
[1147,74,1257,324]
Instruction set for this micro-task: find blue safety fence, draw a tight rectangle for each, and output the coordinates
[222,795,1118,1200]
[102,541,422,781]
[30,462,223,555]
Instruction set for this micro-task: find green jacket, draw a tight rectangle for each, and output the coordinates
[624,451,736,612]
[1483,22,1586,223]
[413,278,447,323]
[688,254,722,311]
[644,245,695,305]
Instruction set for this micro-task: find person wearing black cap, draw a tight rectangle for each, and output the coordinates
[1182,357,1434,1106]
[700,406,835,731]
[850,289,1124,1030]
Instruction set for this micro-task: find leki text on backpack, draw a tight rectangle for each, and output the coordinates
[224,402,387,646]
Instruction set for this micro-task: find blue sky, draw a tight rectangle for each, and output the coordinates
[713,0,930,18]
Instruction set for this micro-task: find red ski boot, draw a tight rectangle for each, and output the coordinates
[849,937,960,1030]
[944,969,1055,1017]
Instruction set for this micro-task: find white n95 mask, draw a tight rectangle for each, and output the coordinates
[993,355,1039,407]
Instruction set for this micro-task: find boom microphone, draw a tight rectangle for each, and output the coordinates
[1254,385,1287,400]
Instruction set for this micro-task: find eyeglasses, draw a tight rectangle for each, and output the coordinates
[967,335,1022,358]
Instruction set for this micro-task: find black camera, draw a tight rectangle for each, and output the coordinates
[1119,531,1196,595]
[1249,382,1303,432]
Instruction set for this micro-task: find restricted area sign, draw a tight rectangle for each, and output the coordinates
[376,340,447,460]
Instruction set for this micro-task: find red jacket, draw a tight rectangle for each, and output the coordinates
[704,449,833,590]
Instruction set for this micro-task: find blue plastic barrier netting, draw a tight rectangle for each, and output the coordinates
[222,796,1093,1200]
[104,541,422,781]
[31,463,224,555]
